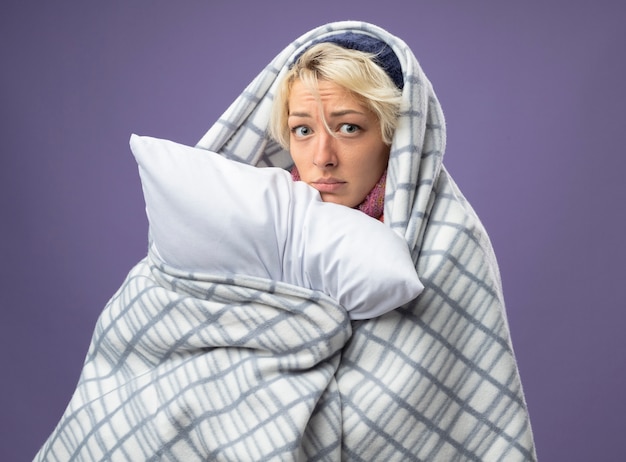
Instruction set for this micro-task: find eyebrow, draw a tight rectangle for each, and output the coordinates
[288,109,367,118]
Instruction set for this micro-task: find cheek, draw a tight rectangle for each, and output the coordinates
[354,146,388,196]
[289,146,309,176]
[370,143,390,176]
[289,143,301,159]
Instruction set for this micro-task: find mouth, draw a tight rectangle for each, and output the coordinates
[311,178,346,193]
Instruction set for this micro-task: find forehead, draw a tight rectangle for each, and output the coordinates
[288,79,367,111]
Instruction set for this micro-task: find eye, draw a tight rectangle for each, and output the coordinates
[291,126,312,138]
[339,123,360,135]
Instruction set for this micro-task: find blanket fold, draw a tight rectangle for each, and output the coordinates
[35,252,351,461]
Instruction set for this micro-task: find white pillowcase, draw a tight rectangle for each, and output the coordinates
[130,134,423,319]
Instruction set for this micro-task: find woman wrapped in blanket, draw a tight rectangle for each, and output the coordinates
[264,26,537,460]
[34,22,536,462]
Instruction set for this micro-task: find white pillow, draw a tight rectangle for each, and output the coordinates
[130,134,423,319]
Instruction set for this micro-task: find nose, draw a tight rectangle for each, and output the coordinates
[312,130,338,168]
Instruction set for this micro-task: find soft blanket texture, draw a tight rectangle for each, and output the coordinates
[35,21,536,461]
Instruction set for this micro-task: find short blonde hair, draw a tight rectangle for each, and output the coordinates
[269,42,402,149]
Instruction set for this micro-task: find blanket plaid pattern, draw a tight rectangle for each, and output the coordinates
[35,21,536,461]
[35,253,352,461]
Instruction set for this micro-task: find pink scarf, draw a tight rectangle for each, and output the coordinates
[291,167,386,221]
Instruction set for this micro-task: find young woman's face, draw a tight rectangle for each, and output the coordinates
[287,79,390,208]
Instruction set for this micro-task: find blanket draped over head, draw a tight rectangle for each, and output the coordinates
[35,21,536,461]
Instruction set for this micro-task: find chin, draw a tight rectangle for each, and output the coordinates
[321,194,359,208]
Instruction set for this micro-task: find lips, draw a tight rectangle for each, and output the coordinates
[311,178,346,193]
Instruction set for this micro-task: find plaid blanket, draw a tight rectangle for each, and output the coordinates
[35,21,536,461]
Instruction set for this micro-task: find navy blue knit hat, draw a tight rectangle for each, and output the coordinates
[295,32,404,90]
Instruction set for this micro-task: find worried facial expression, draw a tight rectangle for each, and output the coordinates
[287,79,390,208]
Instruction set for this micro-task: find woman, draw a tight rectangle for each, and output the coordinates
[35,21,536,461]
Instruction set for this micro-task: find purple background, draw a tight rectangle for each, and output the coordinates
[2,1,625,460]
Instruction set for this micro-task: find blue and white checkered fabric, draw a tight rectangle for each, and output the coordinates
[35,21,536,461]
